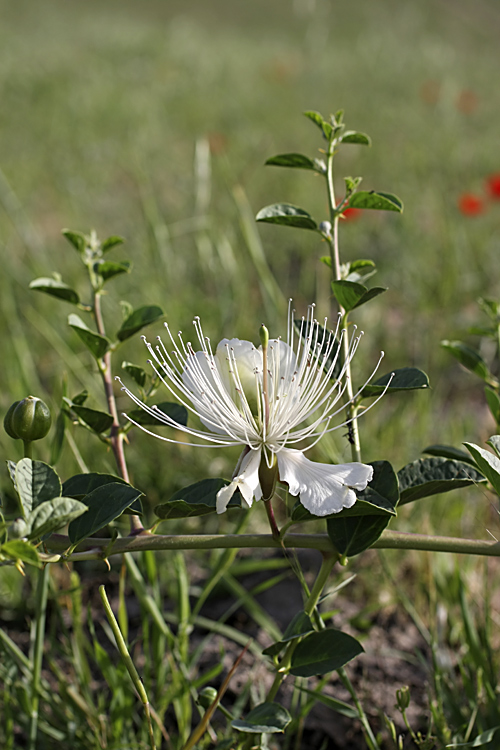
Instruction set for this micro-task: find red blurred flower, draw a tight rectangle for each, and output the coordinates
[342,207,362,221]
[486,173,500,200]
[458,193,484,216]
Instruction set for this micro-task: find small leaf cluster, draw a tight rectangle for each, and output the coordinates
[256,109,402,317]
[0,458,144,571]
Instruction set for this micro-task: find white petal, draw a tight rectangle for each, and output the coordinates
[277,448,372,517]
[216,448,263,514]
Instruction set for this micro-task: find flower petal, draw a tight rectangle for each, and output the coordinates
[216,448,263,514]
[277,448,372,516]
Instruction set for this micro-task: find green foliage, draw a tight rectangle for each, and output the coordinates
[68,482,144,544]
[360,367,430,398]
[154,478,242,519]
[397,457,485,505]
[116,305,164,342]
[68,313,110,358]
[331,279,386,312]
[289,629,364,676]
[255,203,318,230]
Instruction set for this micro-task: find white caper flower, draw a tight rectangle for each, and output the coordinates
[118,302,385,516]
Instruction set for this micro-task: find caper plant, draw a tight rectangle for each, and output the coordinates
[2,110,500,750]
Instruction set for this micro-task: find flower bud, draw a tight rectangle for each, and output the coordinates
[319,221,332,237]
[4,396,52,441]
[8,518,29,539]
[197,686,218,709]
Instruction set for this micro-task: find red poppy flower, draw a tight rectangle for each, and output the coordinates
[486,174,500,200]
[458,193,484,216]
[342,207,362,221]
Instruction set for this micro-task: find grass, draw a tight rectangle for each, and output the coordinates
[1,0,500,746]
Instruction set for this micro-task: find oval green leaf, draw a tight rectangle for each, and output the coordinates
[15,458,62,515]
[117,305,164,341]
[423,444,476,465]
[485,388,500,423]
[121,361,147,388]
[463,442,500,497]
[62,472,131,497]
[360,367,430,398]
[256,203,318,231]
[232,702,292,734]
[28,497,87,540]
[340,131,371,146]
[154,478,241,520]
[70,405,114,434]
[30,278,80,305]
[331,280,386,312]
[441,340,494,384]
[397,457,485,506]
[348,191,403,212]
[68,483,144,544]
[62,229,87,253]
[265,153,316,170]
[68,314,110,358]
[101,235,125,253]
[93,260,131,282]
[290,629,363,677]
[1,540,41,567]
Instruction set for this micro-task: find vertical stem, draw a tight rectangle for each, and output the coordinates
[266,552,337,702]
[94,291,142,531]
[29,564,49,750]
[99,585,157,750]
[325,146,362,463]
[338,668,381,750]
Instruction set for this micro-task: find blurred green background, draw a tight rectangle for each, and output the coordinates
[0,0,499,528]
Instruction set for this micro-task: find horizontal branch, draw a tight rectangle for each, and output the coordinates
[42,529,500,563]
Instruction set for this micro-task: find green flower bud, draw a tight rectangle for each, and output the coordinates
[3,401,21,439]
[8,517,29,539]
[4,396,52,442]
[197,686,218,709]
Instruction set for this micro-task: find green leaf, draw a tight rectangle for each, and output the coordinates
[29,278,80,305]
[93,260,131,282]
[71,390,89,406]
[348,191,403,213]
[101,235,125,253]
[263,612,315,657]
[360,367,430,398]
[304,109,325,131]
[349,259,375,272]
[62,229,87,254]
[62,472,131,497]
[27,497,87,540]
[340,131,371,146]
[127,402,188,427]
[265,153,317,170]
[452,725,500,747]
[70,405,114,434]
[423,444,476,466]
[154,478,241,520]
[463,442,500,496]
[117,305,164,341]
[331,279,386,313]
[441,340,494,383]
[289,629,363,677]
[328,514,393,556]
[397,457,485,506]
[68,314,110,358]
[14,459,62,515]
[487,435,500,458]
[121,361,147,388]
[485,387,500,423]
[1,540,40,567]
[68,483,144,544]
[255,203,318,231]
[232,702,292,734]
